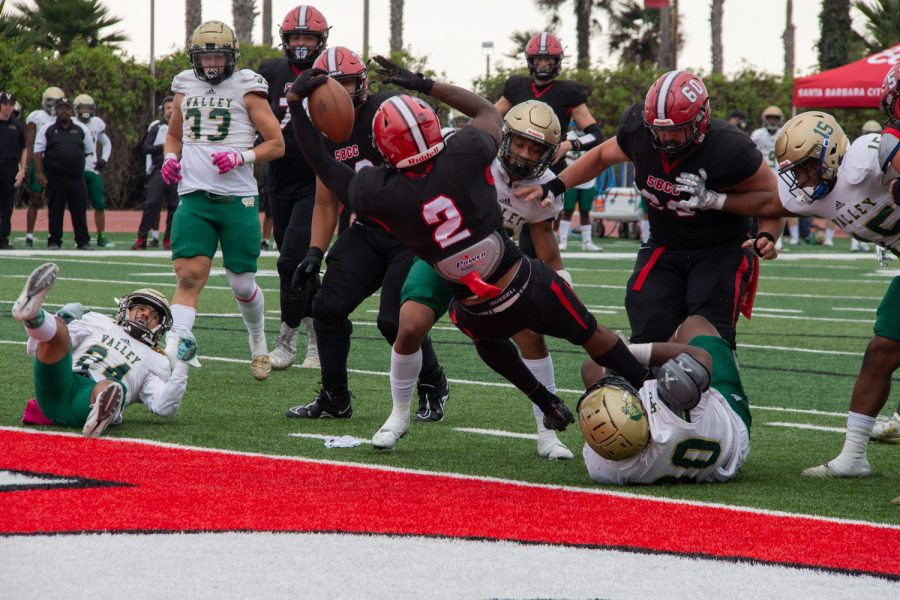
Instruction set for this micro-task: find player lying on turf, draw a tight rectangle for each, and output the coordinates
[577,315,751,485]
[13,263,197,437]
[287,57,655,436]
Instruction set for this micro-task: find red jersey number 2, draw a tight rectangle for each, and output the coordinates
[422,195,472,249]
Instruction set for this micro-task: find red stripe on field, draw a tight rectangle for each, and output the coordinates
[1,430,898,577]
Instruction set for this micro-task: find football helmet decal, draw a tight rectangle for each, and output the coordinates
[499,99,561,179]
[761,105,784,134]
[115,288,173,347]
[577,375,649,461]
[73,94,96,123]
[775,111,848,203]
[372,95,445,169]
[313,46,368,108]
[643,70,710,159]
[525,32,564,80]
[42,86,65,115]
[189,20,240,84]
[280,5,330,68]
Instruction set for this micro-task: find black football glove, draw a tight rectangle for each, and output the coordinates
[95,158,107,171]
[292,247,324,291]
[543,398,575,432]
[289,68,329,100]
[370,55,435,94]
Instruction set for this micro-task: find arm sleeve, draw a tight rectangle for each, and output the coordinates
[78,122,95,155]
[137,361,189,417]
[287,99,354,202]
[574,122,603,152]
[98,131,112,161]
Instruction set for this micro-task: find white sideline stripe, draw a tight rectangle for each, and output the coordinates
[288,433,372,444]
[766,422,846,434]
[4,426,897,530]
[454,427,538,440]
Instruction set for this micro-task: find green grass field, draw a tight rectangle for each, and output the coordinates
[2,233,898,525]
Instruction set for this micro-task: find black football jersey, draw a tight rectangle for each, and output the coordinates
[349,126,521,296]
[501,75,589,172]
[258,57,317,195]
[616,102,763,249]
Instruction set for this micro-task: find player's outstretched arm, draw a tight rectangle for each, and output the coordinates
[246,93,285,163]
[286,70,355,202]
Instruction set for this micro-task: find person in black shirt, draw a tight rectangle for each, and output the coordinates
[135,96,179,250]
[518,70,784,348]
[257,4,330,370]
[496,31,604,254]
[282,47,449,419]
[0,91,27,249]
[286,57,656,433]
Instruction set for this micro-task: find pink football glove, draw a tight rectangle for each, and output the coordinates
[211,151,244,174]
[161,155,182,185]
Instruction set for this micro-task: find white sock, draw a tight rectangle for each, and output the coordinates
[581,225,592,243]
[170,304,196,331]
[236,284,265,336]
[150,229,159,241]
[824,228,835,243]
[558,220,571,241]
[523,355,556,432]
[25,233,33,241]
[640,219,650,242]
[388,348,422,426]
[24,310,58,342]
[836,412,876,463]
[789,224,799,241]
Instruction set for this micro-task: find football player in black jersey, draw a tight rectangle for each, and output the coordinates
[258,4,330,372]
[496,32,604,255]
[518,70,783,349]
[282,47,449,420]
[287,56,659,436]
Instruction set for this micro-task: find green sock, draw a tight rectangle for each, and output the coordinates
[24,309,46,329]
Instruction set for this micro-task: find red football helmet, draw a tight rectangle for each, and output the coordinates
[372,95,445,169]
[880,63,900,121]
[280,5,329,67]
[313,46,368,108]
[525,32,564,80]
[643,70,711,158]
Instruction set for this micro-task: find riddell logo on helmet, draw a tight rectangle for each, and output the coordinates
[646,175,677,195]
[405,146,441,166]
[525,128,545,139]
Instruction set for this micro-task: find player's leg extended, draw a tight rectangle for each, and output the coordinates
[25,163,43,245]
[85,171,108,246]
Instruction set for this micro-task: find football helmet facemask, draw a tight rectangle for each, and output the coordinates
[371,95,445,169]
[42,86,65,115]
[762,105,784,134]
[313,46,368,108]
[577,375,649,461]
[73,94,96,123]
[525,32,564,80]
[189,21,240,84]
[775,111,848,203]
[499,100,561,180]
[643,70,710,159]
[115,288,173,348]
[280,5,330,68]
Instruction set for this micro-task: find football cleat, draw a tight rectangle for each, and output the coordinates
[269,322,298,370]
[871,413,900,443]
[12,262,59,322]
[372,418,409,450]
[801,459,872,478]
[581,240,602,252]
[537,430,574,460]
[558,237,568,251]
[416,371,450,422]
[891,495,900,506]
[250,333,271,380]
[285,388,353,419]
[82,382,124,438]
[543,398,575,432]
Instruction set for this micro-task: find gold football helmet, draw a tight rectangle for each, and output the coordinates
[189,20,240,84]
[775,111,848,203]
[115,288,173,347]
[41,86,65,114]
[761,105,784,133]
[577,376,649,461]
[73,94,95,122]
[499,100,561,180]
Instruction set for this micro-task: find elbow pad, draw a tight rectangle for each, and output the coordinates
[653,352,710,412]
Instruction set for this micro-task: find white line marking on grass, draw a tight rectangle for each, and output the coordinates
[0,274,281,294]
[832,307,876,313]
[752,307,803,313]
[4,425,898,530]
[0,255,174,268]
[752,406,847,418]
[572,283,883,301]
[758,276,887,284]
[738,343,860,356]
[766,422,846,433]
[744,314,872,324]
[454,427,538,440]
[288,433,372,444]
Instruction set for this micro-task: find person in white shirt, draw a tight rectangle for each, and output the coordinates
[578,315,751,485]
[73,94,113,247]
[12,263,196,437]
[751,105,801,249]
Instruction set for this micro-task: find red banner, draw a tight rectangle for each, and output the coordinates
[793,43,900,108]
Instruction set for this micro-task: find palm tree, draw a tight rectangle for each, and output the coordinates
[607,1,667,66]
[9,0,126,54]
[783,0,795,77]
[853,0,900,53]
[185,0,202,47]
[710,0,724,74]
[534,0,610,70]
[817,0,851,69]
[505,28,543,60]
[232,0,257,45]
[261,0,271,47]
[390,0,403,54]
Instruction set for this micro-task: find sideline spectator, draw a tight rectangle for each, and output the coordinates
[0,91,27,249]
[24,87,64,247]
[135,96,178,250]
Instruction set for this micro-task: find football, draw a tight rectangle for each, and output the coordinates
[309,77,355,143]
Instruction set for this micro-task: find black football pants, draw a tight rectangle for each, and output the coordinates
[46,172,89,247]
[271,188,316,328]
[138,169,179,238]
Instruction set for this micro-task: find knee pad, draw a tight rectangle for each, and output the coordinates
[225,269,257,301]
[312,291,351,325]
[313,316,352,339]
[277,254,300,286]
[376,314,399,345]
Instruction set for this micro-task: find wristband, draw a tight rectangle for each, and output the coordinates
[241,150,257,165]
[711,192,727,210]
[306,246,325,260]
[164,152,178,161]
[571,139,582,152]
[542,177,566,198]
[754,232,775,257]
[626,342,654,366]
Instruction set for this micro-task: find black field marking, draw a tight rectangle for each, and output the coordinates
[0,468,134,493]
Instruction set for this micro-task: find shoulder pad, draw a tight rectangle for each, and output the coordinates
[171,70,194,94]
[238,69,269,94]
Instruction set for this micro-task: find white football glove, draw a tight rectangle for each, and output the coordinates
[675,169,726,211]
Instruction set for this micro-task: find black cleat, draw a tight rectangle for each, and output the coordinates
[543,399,575,432]
[416,371,450,422]
[285,387,353,419]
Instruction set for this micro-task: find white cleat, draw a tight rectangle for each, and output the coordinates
[300,317,319,369]
[249,333,271,380]
[558,237,568,251]
[801,459,872,478]
[822,238,834,247]
[774,238,783,251]
[871,414,900,444]
[12,262,59,322]
[537,430,574,460]
[372,422,409,450]
[269,322,298,370]
[581,240,602,252]
[82,383,124,438]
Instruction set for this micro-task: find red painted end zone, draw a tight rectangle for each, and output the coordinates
[1,430,897,577]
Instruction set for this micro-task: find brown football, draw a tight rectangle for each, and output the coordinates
[309,77,355,143]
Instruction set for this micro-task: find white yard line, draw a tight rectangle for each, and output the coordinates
[453,427,538,440]
[766,422,846,433]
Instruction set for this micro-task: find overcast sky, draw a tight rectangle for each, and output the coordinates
[110,0,829,84]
